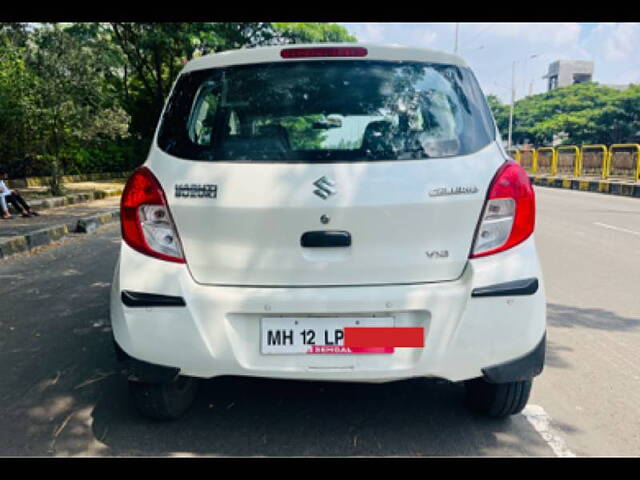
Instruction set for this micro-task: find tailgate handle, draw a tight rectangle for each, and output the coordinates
[301,230,351,248]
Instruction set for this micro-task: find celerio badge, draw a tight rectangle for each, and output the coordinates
[175,184,217,198]
[429,186,478,197]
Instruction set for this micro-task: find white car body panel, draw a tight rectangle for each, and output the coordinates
[182,43,469,74]
[111,234,545,382]
[148,142,503,286]
[111,43,546,384]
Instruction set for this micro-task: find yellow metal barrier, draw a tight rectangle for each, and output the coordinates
[536,147,556,175]
[556,146,580,177]
[508,148,521,164]
[525,144,639,181]
[581,145,608,178]
[608,144,640,181]
[519,149,536,173]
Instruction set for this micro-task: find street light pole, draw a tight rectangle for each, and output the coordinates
[454,23,459,54]
[508,54,539,150]
[522,54,539,100]
[508,60,515,150]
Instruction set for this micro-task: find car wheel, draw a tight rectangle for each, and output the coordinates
[464,377,532,418]
[129,375,199,420]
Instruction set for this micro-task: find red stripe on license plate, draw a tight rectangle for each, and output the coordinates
[343,327,424,348]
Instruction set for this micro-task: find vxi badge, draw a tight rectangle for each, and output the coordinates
[429,186,479,197]
[175,184,218,199]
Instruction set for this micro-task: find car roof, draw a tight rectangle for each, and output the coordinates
[181,43,468,73]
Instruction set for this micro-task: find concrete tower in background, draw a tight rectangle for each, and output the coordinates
[543,60,594,91]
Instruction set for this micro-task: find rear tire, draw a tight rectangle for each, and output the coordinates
[129,376,199,420]
[464,377,532,418]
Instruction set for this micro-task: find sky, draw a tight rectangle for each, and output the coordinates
[339,23,640,103]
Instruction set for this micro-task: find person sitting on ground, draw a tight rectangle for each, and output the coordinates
[0,173,11,219]
[0,189,8,219]
[0,171,39,218]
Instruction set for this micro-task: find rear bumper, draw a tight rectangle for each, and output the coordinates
[482,332,545,383]
[110,235,546,383]
[113,338,180,383]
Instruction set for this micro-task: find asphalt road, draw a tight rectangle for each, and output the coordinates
[0,186,638,456]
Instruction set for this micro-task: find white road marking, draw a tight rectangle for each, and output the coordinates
[593,222,640,237]
[522,404,576,457]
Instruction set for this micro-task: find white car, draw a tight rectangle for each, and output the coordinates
[110,43,546,420]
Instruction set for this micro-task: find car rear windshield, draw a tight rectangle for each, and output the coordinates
[157,60,495,162]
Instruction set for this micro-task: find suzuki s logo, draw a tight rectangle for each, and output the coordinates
[313,176,337,199]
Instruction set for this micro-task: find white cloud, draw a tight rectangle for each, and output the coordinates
[481,23,581,46]
[591,23,640,63]
[359,23,385,43]
[419,30,438,46]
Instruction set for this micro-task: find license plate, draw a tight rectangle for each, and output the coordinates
[261,317,394,355]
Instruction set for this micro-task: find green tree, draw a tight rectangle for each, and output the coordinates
[107,23,355,141]
[26,25,129,194]
[507,82,639,146]
[108,23,278,140]
[592,84,640,144]
[272,23,357,44]
[485,94,509,137]
[0,23,29,48]
[0,37,39,177]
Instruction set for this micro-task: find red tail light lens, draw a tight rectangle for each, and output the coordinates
[280,47,368,59]
[120,167,185,263]
[471,160,535,258]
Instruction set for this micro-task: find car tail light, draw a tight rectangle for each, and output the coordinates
[120,167,185,263]
[471,160,535,258]
[280,46,368,58]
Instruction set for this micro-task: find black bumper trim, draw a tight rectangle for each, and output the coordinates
[482,333,546,383]
[471,278,539,297]
[121,290,186,308]
[113,338,180,383]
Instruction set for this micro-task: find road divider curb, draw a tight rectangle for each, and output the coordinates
[25,224,72,249]
[529,175,640,198]
[0,210,120,260]
[77,211,121,233]
[0,236,28,258]
[26,187,124,212]
[8,171,131,189]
